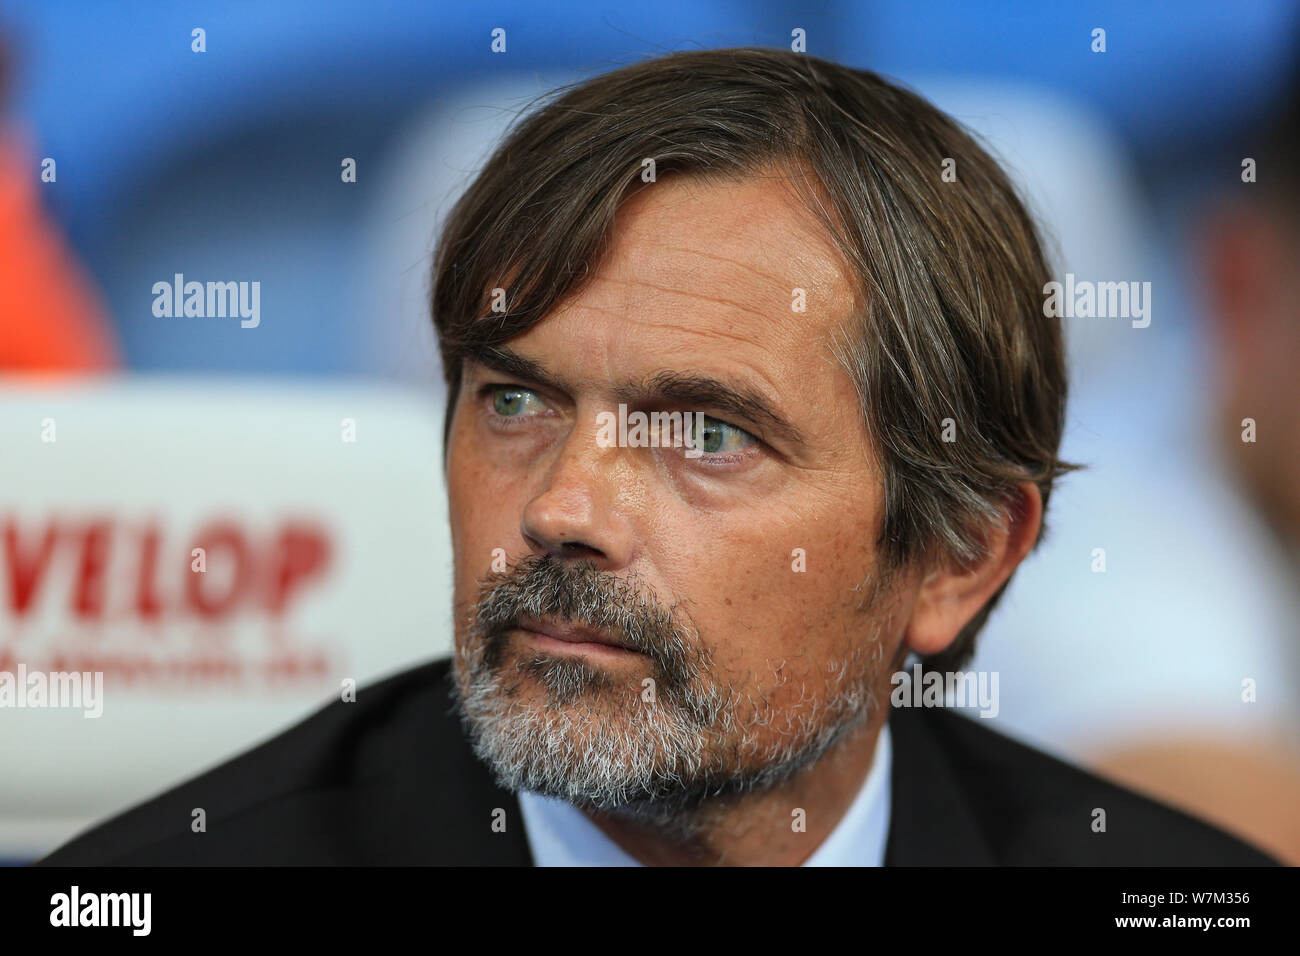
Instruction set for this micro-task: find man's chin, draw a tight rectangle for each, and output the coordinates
[453,653,714,813]
[501,640,650,708]
[453,665,874,843]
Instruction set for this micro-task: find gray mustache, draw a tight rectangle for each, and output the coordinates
[471,554,700,682]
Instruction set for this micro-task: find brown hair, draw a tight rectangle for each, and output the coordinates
[431,47,1078,669]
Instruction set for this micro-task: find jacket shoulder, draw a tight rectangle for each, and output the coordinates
[911,706,1277,865]
[37,658,525,865]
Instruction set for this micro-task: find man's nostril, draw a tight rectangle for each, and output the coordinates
[559,541,600,558]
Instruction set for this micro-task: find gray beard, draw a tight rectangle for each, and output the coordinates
[450,555,886,839]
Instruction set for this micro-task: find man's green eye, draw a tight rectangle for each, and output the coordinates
[491,386,544,417]
[691,416,755,454]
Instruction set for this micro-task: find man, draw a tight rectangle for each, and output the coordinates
[40,47,1273,866]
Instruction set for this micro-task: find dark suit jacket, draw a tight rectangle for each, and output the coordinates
[37,657,1275,865]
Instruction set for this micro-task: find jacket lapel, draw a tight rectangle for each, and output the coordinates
[884,706,997,865]
[427,667,535,865]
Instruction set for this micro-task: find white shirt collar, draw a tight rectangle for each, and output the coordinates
[517,723,892,866]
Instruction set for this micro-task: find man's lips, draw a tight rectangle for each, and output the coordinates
[514,615,643,657]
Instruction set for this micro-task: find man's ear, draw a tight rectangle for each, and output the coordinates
[903,482,1043,657]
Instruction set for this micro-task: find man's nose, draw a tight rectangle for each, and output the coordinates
[520,417,635,569]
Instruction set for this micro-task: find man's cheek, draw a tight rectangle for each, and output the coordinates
[717,585,853,698]
[449,431,513,514]
[448,479,503,582]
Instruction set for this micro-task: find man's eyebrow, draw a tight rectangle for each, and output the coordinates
[615,370,806,447]
[464,345,567,392]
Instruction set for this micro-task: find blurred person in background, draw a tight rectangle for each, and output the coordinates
[1092,57,1300,864]
[0,36,118,373]
[1206,64,1300,581]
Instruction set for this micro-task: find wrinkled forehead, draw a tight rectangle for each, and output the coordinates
[545,174,857,370]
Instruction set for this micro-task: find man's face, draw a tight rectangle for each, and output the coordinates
[446,173,906,819]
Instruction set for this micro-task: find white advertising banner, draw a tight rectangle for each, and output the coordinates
[0,377,455,858]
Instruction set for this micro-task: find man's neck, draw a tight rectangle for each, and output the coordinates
[583,711,887,866]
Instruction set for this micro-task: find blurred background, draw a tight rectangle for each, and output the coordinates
[1,0,1298,863]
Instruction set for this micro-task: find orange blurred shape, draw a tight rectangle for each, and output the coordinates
[0,130,119,373]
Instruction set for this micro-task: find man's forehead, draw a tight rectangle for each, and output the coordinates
[598,174,852,318]
[534,174,855,369]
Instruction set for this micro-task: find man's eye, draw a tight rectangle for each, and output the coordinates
[489,386,546,418]
[691,416,756,454]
